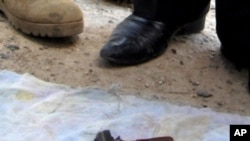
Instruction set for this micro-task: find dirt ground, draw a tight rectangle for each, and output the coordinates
[1,0,250,116]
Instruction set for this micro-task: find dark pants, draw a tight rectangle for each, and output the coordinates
[132,0,210,24]
[216,0,250,66]
[132,0,249,66]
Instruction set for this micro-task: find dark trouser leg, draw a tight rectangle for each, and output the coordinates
[133,0,210,24]
[216,0,250,89]
[100,0,210,65]
[132,0,159,21]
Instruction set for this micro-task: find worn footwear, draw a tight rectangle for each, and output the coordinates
[100,0,210,65]
[0,0,83,37]
[101,15,169,64]
[100,14,206,65]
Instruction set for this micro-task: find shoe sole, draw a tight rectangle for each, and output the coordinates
[0,2,83,37]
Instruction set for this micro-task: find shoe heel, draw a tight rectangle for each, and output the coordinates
[177,16,206,35]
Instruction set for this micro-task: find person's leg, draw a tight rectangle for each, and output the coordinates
[216,0,250,89]
[0,0,83,37]
[134,0,209,26]
[100,0,210,65]
[132,0,159,21]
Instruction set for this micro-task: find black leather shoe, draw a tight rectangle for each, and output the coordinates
[100,15,205,65]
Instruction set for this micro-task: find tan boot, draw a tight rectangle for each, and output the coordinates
[0,0,83,37]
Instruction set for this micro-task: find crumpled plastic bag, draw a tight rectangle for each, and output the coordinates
[0,70,250,141]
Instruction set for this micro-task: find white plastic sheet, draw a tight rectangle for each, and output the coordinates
[0,70,250,141]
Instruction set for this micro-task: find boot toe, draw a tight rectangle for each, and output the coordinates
[100,15,169,65]
[1,0,83,37]
[101,36,140,64]
[4,0,83,24]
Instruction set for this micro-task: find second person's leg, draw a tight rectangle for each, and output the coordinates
[100,0,210,64]
[216,0,250,90]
